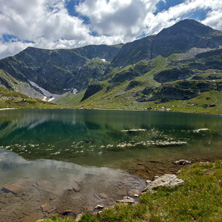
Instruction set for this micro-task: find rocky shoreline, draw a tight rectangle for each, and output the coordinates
[0,158,212,222]
[0,169,145,222]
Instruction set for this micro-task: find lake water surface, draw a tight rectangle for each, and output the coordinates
[0,109,222,221]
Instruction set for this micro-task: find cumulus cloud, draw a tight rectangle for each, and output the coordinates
[76,0,160,39]
[0,0,222,59]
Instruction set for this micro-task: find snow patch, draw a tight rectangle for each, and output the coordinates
[28,80,59,102]
[48,97,55,102]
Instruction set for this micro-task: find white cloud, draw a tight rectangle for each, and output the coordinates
[76,0,161,39]
[0,0,222,59]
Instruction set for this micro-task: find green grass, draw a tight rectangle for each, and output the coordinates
[38,216,76,222]
[39,161,222,222]
[55,56,168,110]
[0,87,61,109]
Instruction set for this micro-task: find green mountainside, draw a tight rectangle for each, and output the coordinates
[0,19,222,113]
[0,87,59,109]
[0,45,121,97]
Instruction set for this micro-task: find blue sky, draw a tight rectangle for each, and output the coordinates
[0,0,221,59]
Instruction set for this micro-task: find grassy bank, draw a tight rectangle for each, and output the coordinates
[0,87,61,109]
[39,161,222,222]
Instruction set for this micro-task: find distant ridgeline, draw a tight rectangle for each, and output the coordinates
[1,19,222,112]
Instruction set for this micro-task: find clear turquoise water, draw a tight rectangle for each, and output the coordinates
[1,109,222,167]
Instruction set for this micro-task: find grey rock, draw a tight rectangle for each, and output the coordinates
[143,174,184,192]
[125,80,141,91]
[95,204,104,210]
[116,197,135,204]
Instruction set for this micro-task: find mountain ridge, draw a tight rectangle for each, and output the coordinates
[0,19,222,113]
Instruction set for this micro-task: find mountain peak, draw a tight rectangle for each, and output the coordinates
[157,19,214,38]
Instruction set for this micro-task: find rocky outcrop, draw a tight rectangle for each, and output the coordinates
[138,85,199,102]
[137,80,220,103]
[142,86,157,95]
[154,68,194,83]
[125,81,141,91]
[81,84,103,101]
[110,68,141,83]
[143,174,184,192]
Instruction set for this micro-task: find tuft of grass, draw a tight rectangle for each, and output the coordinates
[140,160,222,221]
[39,215,76,222]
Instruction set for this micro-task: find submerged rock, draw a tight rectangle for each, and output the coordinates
[2,180,35,195]
[128,189,140,197]
[41,203,56,213]
[73,182,81,192]
[98,193,108,199]
[143,174,184,192]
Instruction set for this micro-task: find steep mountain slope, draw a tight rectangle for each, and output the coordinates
[58,46,222,114]
[111,19,222,68]
[0,44,121,98]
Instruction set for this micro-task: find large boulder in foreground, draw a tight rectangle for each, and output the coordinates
[143,174,184,192]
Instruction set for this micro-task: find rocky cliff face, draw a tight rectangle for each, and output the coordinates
[110,20,222,68]
[0,45,121,98]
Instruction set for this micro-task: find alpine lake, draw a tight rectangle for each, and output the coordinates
[0,109,222,221]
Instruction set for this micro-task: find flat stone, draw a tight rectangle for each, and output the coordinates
[98,193,108,199]
[116,197,135,204]
[41,203,56,213]
[143,174,184,192]
[2,180,35,195]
